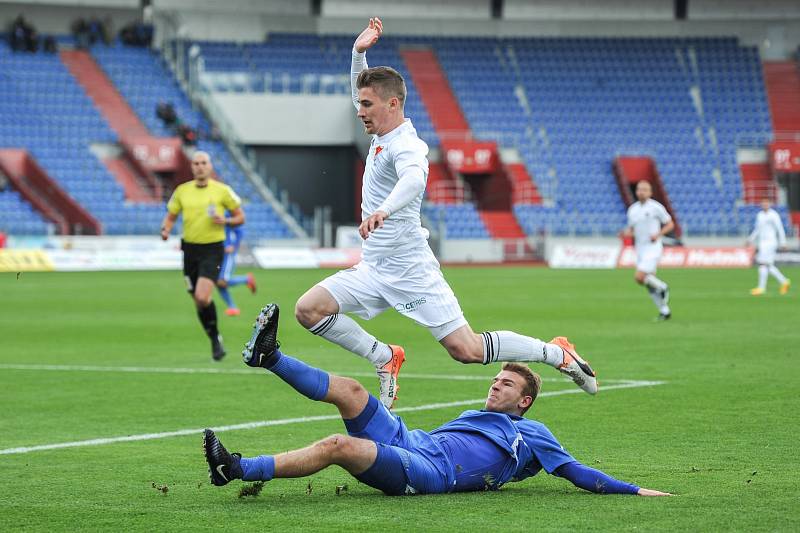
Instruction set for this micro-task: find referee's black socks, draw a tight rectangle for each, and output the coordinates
[198,301,220,339]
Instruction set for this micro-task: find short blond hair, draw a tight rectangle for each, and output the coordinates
[356,66,406,106]
[501,362,541,414]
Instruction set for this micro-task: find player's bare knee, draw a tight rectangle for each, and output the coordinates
[341,376,366,397]
[318,434,352,460]
[294,296,326,329]
[216,279,227,289]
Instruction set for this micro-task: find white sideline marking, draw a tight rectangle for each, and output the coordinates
[0,363,635,384]
[0,380,664,456]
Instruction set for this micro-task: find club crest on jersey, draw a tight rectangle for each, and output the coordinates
[374,146,383,156]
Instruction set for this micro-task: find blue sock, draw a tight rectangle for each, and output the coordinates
[228,275,248,287]
[267,349,330,401]
[240,455,275,482]
[218,287,236,309]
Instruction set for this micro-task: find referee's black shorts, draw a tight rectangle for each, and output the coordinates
[181,240,224,293]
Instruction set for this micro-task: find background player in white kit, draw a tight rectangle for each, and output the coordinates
[621,180,675,321]
[293,18,597,409]
[748,199,791,296]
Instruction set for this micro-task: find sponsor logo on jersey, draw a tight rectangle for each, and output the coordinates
[375,146,383,156]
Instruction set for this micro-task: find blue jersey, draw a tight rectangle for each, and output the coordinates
[430,410,575,490]
[225,225,244,252]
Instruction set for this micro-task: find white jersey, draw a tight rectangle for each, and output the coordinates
[352,49,430,259]
[749,208,786,248]
[627,199,672,250]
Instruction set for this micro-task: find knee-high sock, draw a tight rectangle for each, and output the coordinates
[197,302,219,339]
[240,455,275,482]
[768,264,787,284]
[643,274,667,292]
[647,286,664,310]
[228,275,249,287]
[309,314,391,367]
[263,349,330,401]
[758,265,769,289]
[481,331,564,368]
[218,287,236,309]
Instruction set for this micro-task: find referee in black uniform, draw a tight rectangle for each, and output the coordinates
[160,151,245,360]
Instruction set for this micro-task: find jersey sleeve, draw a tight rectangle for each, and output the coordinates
[351,48,368,110]
[748,217,759,243]
[221,185,242,211]
[656,202,672,224]
[519,420,576,474]
[773,212,787,246]
[166,188,182,215]
[376,140,428,216]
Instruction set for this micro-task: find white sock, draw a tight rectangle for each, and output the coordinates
[481,331,564,368]
[647,287,664,311]
[643,274,667,292]
[768,264,788,284]
[309,314,391,367]
[758,265,768,290]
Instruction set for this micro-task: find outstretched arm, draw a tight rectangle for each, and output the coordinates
[554,461,672,496]
[351,17,383,109]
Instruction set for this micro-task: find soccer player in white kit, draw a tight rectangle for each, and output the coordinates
[293,18,597,409]
[621,181,675,321]
[748,199,791,296]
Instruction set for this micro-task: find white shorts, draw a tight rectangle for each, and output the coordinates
[636,245,662,274]
[318,245,466,341]
[756,243,777,265]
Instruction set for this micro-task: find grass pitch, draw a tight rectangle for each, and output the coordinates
[1,266,798,531]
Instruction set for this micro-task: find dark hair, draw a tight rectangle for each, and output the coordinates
[501,362,541,414]
[356,66,406,106]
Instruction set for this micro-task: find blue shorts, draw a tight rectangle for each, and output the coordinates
[344,395,455,495]
[219,252,237,282]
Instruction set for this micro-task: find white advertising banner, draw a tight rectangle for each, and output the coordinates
[252,247,319,269]
[549,244,621,269]
[251,247,361,269]
[617,246,754,268]
[47,249,182,271]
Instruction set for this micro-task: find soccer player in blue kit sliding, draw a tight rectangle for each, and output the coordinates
[203,304,671,497]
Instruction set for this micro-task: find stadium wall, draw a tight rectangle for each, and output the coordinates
[211,93,356,145]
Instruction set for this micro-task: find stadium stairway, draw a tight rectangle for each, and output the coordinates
[400,49,470,138]
[739,162,775,203]
[60,50,166,202]
[506,163,542,205]
[0,148,100,235]
[763,61,800,133]
[613,156,682,237]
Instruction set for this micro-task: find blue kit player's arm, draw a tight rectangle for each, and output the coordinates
[554,461,639,494]
[516,419,667,496]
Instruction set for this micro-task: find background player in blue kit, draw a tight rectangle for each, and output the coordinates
[204,304,671,497]
[216,219,257,316]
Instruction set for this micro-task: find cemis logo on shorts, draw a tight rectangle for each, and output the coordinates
[394,296,427,313]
